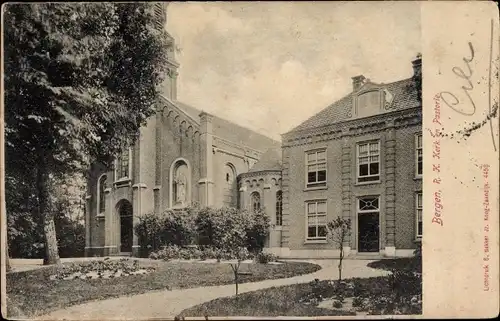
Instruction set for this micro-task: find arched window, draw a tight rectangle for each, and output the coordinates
[97,174,107,214]
[223,163,237,207]
[251,192,261,212]
[276,190,283,226]
[116,149,130,180]
[170,159,191,208]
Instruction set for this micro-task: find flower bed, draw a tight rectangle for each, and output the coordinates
[148,245,279,264]
[48,258,155,281]
[178,273,422,318]
[298,274,422,315]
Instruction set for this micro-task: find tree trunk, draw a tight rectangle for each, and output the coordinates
[4,229,11,272]
[234,268,239,296]
[42,215,60,265]
[338,247,343,282]
[37,164,60,265]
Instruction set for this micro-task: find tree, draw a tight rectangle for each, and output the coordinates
[327,217,352,283]
[4,3,170,264]
[213,208,250,296]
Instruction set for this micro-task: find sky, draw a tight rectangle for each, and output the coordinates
[167,1,421,141]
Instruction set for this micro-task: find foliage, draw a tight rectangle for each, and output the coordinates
[54,213,86,258]
[245,210,271,253]
[149,245,198,261]
[195,207,270,253]
[4,3,171,263]
[255,252,277,264]
[327,217,352,282]
[298,275,422,316]
[135,207,197,257]
[7,171,86,259]
[52,258,151,280]
[148,245,256,263]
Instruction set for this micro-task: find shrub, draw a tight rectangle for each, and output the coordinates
[245,210,270,253]
[55,214,85,258]
[135,208,197,257]
[352,296,364,308]
[200,247,217,261]
[137,206,271,259]
[195,207,270,253]
[389,269,422,297]
[255,252,277,264]
[135,212,164,256]
[332,299,343,309]
[161,209,196,247]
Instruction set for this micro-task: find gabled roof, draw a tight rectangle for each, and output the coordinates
[166,98,281,152]
[287,77,420,134]
[249,147,282,172]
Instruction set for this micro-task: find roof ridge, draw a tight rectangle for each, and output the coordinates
[211,113,280,144]
[285,76,416,135]
[158,95,201,125]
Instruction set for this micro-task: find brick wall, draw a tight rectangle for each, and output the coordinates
[281,107,422,255]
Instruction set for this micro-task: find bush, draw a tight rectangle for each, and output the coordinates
[135,212,164,256]
[199,247,217,261]
[389,269,422,297]
[245,210,270,253]
[255,252,277,264]
[195,207,270,253]
[137,206,271,258]
[352,296,364,308]
[55,214,85,258]
[332,299,343,309]
[135,208,197,257]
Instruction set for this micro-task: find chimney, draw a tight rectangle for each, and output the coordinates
[352,75,366,91]
[412,53,422,78]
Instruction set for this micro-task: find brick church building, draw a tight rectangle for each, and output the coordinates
[84,3,422,258]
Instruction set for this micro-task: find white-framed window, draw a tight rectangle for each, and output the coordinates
[306,200,327,241]
[251,192,261,212]
[416,192,423,238]
[306,149,327,188]
[276,191,283,226]
[97,174,107,215]
[115,148,132,181]
[357,141,380,183]
[415,133,423,177]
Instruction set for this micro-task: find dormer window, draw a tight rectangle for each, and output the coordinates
[356,90,381,117]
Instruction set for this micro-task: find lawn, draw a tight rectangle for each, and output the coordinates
[6,258,321,318]
[178,274,422,318]
[177,281,354,318]
[178,258,423,318]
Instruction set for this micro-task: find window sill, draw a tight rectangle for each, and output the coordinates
[114,178,131,187]
[414,176,422,181]
[273,225,283,231]
[415,237,422,242]
[355,180,381,186]
[96,214,105,219]
[304,186,328,192]
[304,239,328,244]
